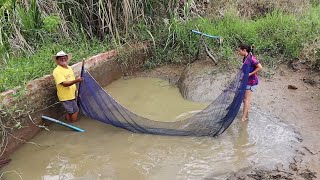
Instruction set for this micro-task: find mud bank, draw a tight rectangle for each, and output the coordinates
[131,60,320,180]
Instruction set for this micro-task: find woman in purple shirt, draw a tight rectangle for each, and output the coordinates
[238,44,263,122]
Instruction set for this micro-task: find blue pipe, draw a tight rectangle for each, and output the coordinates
[191,30,221,39]
[41,116,85,132]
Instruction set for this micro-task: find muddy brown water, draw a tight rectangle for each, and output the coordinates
[2,77,300,180]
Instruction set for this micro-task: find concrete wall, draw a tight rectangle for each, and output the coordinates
[0,43,149,158]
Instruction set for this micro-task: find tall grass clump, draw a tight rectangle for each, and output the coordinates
[143,17,239,68]
[300,5,320,68]
[254,11,305,57]
[0,0,65,64]
[56,0,181,44]
[1,0,320,94]
[145,17,204,67]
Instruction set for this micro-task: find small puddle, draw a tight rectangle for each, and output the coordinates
[2,77,300,179]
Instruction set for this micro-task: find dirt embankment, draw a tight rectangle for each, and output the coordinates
[227,64,320,179]
[132,59,320,180]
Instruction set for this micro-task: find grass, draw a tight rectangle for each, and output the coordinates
[0,39,110,92]
[1,5,320,93]
[140,6,320,69]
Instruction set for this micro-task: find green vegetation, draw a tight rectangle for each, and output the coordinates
[0,39,110,92]
[143,6,320,68]
[1,1,320,93]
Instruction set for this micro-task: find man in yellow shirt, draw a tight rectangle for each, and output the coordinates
[52,51,83,122]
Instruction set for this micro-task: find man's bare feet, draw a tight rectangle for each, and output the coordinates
[68,117,78,123]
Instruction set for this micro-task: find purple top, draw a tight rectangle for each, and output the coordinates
[243,53,259,86]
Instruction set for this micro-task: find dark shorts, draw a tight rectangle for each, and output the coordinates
[61,99,79,114]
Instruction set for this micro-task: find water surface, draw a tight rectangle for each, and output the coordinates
[2,77,299,180]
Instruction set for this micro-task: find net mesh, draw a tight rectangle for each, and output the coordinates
[78,63,249,137]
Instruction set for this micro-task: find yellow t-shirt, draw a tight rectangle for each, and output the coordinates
[53,65,76,101]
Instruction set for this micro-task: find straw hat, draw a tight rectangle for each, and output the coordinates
[52,51,72,61]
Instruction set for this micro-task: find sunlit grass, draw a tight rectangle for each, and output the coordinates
[0,39,110,92]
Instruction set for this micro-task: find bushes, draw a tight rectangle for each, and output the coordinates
[142,5,320,68]
[1,1,320,93]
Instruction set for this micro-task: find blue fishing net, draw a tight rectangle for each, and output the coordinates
[78,63,249,137]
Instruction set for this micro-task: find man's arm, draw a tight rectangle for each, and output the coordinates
[60,77,84,87]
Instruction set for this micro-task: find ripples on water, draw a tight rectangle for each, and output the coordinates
[2,77,300,180]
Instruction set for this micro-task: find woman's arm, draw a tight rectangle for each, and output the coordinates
[249,63,262,76]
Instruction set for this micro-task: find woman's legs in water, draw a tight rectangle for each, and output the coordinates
[241,89,252,122]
